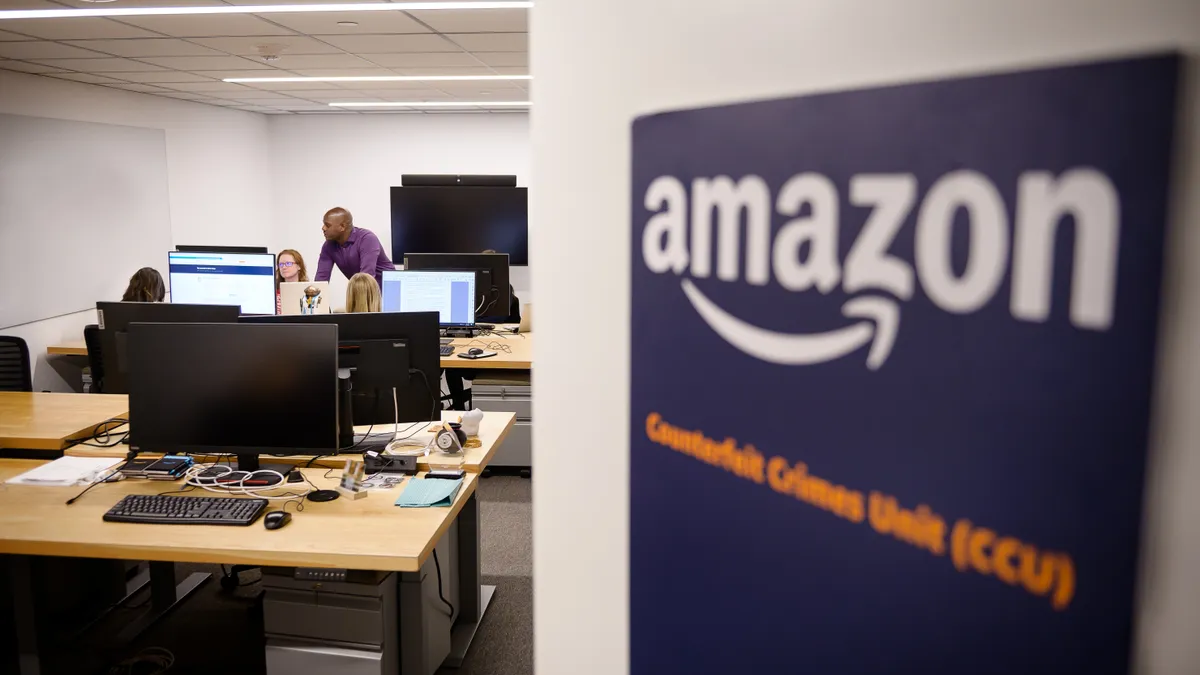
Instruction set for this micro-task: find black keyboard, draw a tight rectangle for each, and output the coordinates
[103,494,269,526]
[440,345,454,356]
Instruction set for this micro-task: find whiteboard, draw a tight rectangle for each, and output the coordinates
[0,113,172,329]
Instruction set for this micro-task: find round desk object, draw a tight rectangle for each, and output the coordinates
[307,489,340,503]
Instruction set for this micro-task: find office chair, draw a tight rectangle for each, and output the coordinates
[0,336,33,392]
[83,324,105,394]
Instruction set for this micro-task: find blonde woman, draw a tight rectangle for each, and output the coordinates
[275,249,309,314]
[345,272,381,313]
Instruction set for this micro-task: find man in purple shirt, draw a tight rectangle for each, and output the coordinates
[314,206,396,286]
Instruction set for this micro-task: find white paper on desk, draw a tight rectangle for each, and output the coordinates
[7,457,122,486]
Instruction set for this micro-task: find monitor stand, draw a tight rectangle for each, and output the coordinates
[236,454,301,487]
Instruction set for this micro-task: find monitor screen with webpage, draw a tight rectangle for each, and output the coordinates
[381,269,476,327]
[167,250,275,315]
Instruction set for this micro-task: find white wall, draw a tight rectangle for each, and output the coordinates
[267,113,530,309]
[530,1,1200,674]
[0,70,272,390]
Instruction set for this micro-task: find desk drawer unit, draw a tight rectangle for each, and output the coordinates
[471,382,531,468]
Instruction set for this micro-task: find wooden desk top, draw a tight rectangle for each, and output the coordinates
[46,340,87,356]
[0,459,476,572]
[67,410,515,473]
[0,392,129,451]
[442,330,532,370]
[48,331,533,370]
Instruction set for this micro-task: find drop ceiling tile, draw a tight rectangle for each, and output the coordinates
[30,57,166,72]
[191,68,298,79]
[266,11,428,35]
[189,35,342,56]
[317,33,457,54]
[272,103,338,111]
[0,0,60,9]
[140,55,269,70]
[471,52,526,67]
[407,8,527,33]
[52,0,223,7]
[219,93,304,102]
[266,53,376,70]
[278,88,357,100]
[357,51,479,68]
[490,66,530,76]
[0,19,161,41]
[0,59,65,73]
[0,29,33,41]
[106,82,174,93]
[48,72,130,84]
[343,78,455,90]
[389,65,498,76]
[0,41,109,59]
[114,70,218,83]
[221,0,387,4]
[156,81,256,92]
[157,91,212,99]
[239,78,352,90]
[442,89,527,101]
[444,32,526,52]
[62,39,225,58]
[355,89,453,100]
[289,67,396,78]
[431,80,524,93]
[120,14,295,38]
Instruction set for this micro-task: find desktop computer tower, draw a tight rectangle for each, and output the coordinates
[261,526,459,675]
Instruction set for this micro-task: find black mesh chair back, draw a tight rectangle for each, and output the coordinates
[84,324,105,394]
[0,336,33,392]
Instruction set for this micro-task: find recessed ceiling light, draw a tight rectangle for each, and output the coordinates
[224,75,530,83]
[0,2,531,20]
[329,101,531,108]
[336,21,359,27]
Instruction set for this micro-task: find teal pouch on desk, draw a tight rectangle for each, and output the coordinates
[394,478,464,507]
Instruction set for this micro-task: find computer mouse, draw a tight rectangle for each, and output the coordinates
[263,511,292,530]
[468,347,484,355]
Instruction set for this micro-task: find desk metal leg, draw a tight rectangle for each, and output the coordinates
[444,492,496,668]
[114,562,209,643]
[9,556,42,675]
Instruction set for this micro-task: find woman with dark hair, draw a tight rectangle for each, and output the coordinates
[121,267,165,302]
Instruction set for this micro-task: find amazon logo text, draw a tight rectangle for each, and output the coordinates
[641,169,1120,368]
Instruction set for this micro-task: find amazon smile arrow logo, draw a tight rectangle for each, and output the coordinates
[681,280,899,369]
[641,170,1121,369]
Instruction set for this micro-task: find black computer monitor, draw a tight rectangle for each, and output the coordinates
[389,185,528,265]
[175,245,269,254]
[96,301,241,394]
[241,312,441,428]
[403,253,511,321]
[127,322,339,476]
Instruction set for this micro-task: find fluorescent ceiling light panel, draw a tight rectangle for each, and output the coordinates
[225,74,531,83]
[0,2,531,20]
[330,101,530,107]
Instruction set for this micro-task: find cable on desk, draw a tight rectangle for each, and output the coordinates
[64,417,131,449]
[64,463,127,505]
[432,549,455,618]
[180,463,313,501]
[410,368,441,421]
[464,339,512,354]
